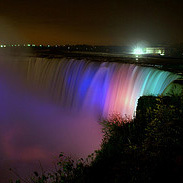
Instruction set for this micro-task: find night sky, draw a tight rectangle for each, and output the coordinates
[0,0,183,45]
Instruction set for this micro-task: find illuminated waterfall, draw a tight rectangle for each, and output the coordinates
[22,58,179,118]
[0,57,180,182]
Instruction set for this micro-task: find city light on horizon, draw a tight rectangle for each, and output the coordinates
[133,47,144,55]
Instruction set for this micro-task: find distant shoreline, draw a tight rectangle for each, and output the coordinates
[1,48,183,74]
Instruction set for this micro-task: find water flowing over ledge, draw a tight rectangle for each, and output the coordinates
[21,57,180,118]
[0,57,180,182]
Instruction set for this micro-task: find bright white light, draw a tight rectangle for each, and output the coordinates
[133,48,144,55]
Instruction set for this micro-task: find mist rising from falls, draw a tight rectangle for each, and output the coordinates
[23,58,179,118]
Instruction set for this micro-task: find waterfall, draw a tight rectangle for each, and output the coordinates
[0,56,180,182]
[20,57,179,118]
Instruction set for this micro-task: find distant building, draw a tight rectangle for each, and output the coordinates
[145,47,165,55]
